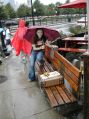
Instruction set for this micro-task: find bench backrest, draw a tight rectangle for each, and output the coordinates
[45,45,81,93]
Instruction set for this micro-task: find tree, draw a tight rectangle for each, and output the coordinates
[47,4,56,16]
[65,0,70,3]
[55,2,62,15]
[4,3,16,18]
[17,4,31,18]
[0,3,7,19]
[33,0,45,16]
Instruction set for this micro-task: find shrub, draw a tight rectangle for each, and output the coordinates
[69,25,87,35]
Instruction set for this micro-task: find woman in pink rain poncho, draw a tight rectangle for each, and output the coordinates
[11,19,32,56]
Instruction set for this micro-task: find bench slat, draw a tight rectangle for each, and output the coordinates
[45,87,58,107]
[53,59,79,85]
[35,62,42,74]
[54,52,81,78]
[64,67,78,85]
[51,87,64,105]
[45,46,52,60]
[44,59,54,71]
[45,85,77,107]
[61,85,77,102]
[52,53,81,92]
[64,73,78,92]
[44,62,52,72]
[52,58,61,71]
[56,86,71,103]
[52,61,59,71]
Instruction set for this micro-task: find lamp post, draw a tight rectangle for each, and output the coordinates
[33,8,36,25]
[30,0,35,25]
[55,11,57,24]
[55,11,57,15]
[33,8,36,14]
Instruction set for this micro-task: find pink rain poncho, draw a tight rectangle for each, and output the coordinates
[11,19,32,56]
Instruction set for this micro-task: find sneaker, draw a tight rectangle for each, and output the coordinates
[27,79,32,82]
[28,79,35,82]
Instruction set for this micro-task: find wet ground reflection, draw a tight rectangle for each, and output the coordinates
[0,75,8,84]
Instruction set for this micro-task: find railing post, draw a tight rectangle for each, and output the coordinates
[83,52,89,119]
[31,0,35,25]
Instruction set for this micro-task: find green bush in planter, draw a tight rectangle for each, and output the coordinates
[69,25,87,35]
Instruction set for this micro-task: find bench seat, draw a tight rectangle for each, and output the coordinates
[44,84,77,107]
[36,59,72,108]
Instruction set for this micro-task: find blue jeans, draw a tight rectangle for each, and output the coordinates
[29,50,44,81]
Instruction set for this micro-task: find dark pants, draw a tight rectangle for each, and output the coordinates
[6,39,11,46]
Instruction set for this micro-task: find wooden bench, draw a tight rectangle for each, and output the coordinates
[58,47,87,53]
[36,45,82,114]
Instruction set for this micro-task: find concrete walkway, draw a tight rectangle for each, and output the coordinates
[0,51,66,119]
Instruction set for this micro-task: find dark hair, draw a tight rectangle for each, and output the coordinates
[33,28,47,44]
[25,21,29,27]
[5,23,10,27]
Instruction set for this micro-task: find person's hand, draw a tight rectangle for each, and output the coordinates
[41,45,45,49]
[46,40,51,46]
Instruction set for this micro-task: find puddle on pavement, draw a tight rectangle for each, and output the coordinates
[0,75,8,84]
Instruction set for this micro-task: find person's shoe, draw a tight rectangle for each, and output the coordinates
[27,79,32,82]
[0,60,2,65]
[22,57,27,64]
[28,78,36,82]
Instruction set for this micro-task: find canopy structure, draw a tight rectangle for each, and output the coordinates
[58,0,89,50]
[58,0,86,8]
[58,0,87,31]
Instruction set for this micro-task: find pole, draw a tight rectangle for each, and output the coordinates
[31,0,35,25]
[87,0,89,50]
[83,54,89,119]
[83,1,89,118]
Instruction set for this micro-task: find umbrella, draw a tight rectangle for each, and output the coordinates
[58,0,86,8]
[58,0,87,27]
[24,25,61,43]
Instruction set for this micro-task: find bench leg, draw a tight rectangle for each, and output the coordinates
[56,102,83,117]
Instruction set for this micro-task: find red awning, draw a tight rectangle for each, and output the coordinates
[58,0,86,8]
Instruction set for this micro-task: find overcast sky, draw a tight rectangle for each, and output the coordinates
[16,0,74,5]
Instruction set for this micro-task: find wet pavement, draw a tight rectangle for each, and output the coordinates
[0,51,66,119]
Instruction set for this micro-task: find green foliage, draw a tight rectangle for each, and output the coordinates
[17,4,31,18]
[55,2,62,15]
[4,3,16,18]
[69,25,87,35]
[33,0,45,16]
[0,4,7,19]
[60,31,67,38]
[47,4,56,16]
[0,0,85,20]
